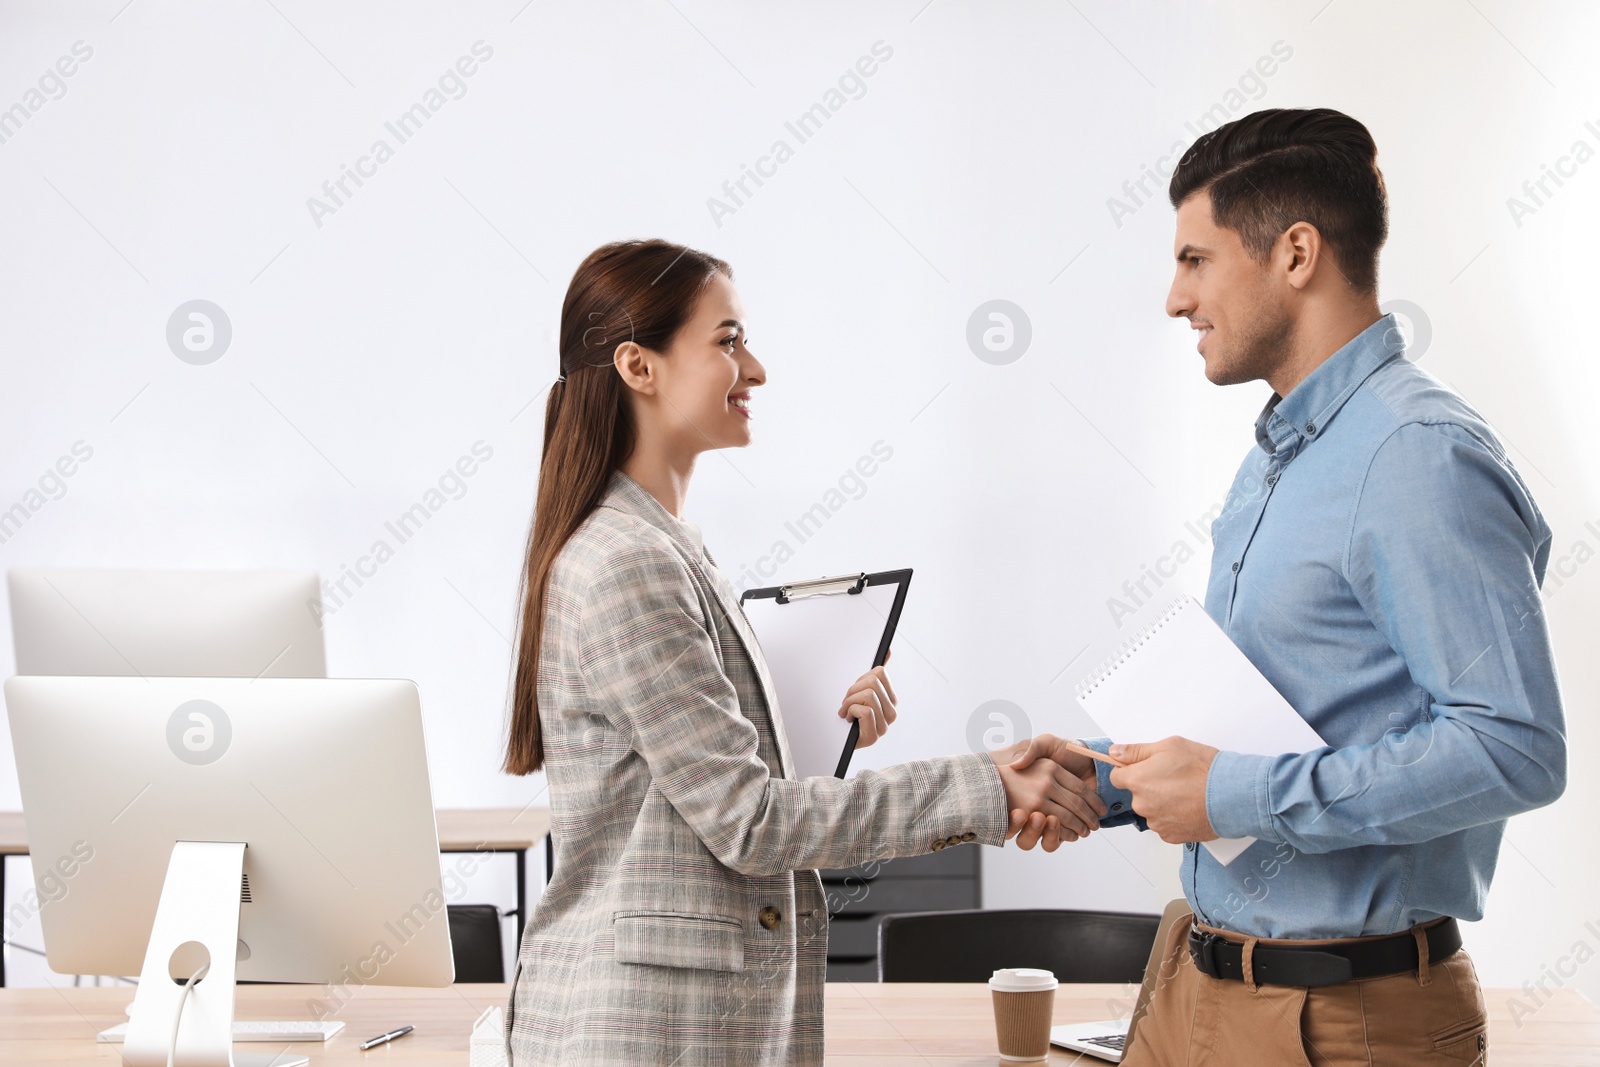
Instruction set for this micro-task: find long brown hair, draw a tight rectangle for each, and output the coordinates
[504,239,732,775]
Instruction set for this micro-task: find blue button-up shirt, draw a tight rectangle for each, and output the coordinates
[1086,314,1567,938]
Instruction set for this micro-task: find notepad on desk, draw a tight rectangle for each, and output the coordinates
[1075,595,1326,865]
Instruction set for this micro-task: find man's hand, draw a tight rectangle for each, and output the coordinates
[838,651,896,748]
[989,741,1105,850]
[1108,735,1221,844]
[1005,735,1101,851]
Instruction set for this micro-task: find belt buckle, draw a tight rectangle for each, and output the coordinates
[1188,926,1223,978]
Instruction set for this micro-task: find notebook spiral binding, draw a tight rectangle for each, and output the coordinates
[1074,597,1192,702]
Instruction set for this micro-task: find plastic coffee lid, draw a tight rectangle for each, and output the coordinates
[988,967,1059,992]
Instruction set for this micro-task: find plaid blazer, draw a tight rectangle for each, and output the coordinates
[506,470,1008,1066]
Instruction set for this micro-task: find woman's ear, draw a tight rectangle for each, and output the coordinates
[613,340,656,396]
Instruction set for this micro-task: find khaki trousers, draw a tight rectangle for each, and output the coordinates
[1124,913,1488,1067]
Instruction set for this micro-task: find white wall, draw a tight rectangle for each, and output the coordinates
[1,0,1594,1007]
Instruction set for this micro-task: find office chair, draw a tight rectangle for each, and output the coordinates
[447,904,506,983]
[877,908,1161,983]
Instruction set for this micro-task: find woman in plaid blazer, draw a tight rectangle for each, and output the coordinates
[502,240,1103,1066]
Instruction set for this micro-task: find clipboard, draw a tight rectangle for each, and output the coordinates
[739,569,912,779]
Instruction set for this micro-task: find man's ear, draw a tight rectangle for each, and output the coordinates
[613,340,656,396]
[1282,221,1325,292]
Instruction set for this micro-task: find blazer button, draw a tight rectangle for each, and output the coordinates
[931,840,946,851]
[961,832,977,842]
[759,906,781,931]
[947,835,962,847]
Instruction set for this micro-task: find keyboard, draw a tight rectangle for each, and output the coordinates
[1050,1019,1130,1063]
[98,1020,345,1043]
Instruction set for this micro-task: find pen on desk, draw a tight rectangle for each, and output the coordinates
[359,1025,414,1051]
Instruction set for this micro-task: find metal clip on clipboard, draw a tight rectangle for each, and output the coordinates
[776,572,867,603]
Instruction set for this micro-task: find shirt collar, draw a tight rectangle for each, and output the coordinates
[1254,313,1406,456]
[598,469,707,561]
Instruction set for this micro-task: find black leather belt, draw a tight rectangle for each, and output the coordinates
[1188,917,1462,988]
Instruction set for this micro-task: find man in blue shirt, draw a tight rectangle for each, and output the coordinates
[1013,108,1566,1064]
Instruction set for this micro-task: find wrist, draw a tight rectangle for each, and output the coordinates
[1079,736,1141,828]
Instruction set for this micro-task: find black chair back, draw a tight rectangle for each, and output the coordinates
[447,903,506,983]
[877,908,1160,983]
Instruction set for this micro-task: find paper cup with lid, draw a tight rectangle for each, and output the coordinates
[988,967,1059,1061]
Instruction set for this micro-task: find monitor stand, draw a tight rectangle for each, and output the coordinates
[121,841,307,1067]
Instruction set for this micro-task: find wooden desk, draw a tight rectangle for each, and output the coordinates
[0,982,1594,1065]
[0,807,551,988]
[0,811,26,856]
[0,808,551,858]
[432,806,553,948]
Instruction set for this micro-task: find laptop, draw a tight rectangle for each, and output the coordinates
[1050,898,1189,1063]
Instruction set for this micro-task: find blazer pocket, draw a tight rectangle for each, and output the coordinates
[613,911,746,973]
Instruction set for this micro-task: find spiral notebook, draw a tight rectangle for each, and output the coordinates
[1076,595,1326,865]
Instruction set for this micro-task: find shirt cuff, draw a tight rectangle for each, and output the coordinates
[1079,736,1145,831]
[1205,750,1275,841]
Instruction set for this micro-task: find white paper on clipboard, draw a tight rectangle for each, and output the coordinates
[740,580,902,780]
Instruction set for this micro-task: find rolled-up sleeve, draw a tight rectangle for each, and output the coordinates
[1204,421,1566,852]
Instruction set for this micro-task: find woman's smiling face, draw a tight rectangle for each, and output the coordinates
[648,271,767,454]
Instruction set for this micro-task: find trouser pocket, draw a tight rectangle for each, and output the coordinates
[1304,949,1487,1067]
[1428,1015,1487,1063]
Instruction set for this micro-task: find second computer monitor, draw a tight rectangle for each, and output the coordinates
[7,568,326,678]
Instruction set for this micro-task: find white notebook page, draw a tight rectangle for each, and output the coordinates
[1076,595,1326,865]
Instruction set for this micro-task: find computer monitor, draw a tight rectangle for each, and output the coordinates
[5,675,453,1067]
[7,568,326,678]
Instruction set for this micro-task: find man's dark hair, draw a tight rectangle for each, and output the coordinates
[1169,108,1387,293]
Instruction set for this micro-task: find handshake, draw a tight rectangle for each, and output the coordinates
[988,734,1223,850]
[987,737,1103,851]
[839,666,1222,849]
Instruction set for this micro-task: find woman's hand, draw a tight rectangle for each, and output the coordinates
[1005,734,1104,851]
[989,742,1106,850]
[838,652,896,748]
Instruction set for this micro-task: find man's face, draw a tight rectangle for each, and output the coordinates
[1164,190,1292,388]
